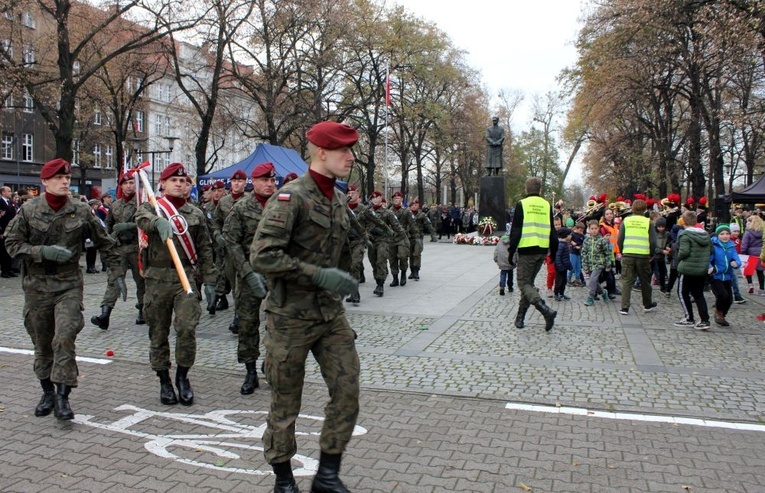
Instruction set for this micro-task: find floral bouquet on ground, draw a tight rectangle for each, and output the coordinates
[478,216,498,236]
[453,232,500,245]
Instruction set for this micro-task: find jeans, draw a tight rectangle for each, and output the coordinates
[569,254,581,283]
[499,270,514,289]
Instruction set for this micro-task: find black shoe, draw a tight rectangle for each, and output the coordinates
[1,271,17,278]
[311,452,348,493]
[229,314,240,334]
[53,384,74,420]
[400,271,407,286]
[533,300,557,332]
[347,291,360,304]
[389,276,399,287]
[175,366,194,406]
[157,370,178,405]
[136,304,146,325]
[408,271,415,279]
[215,295,229,311]
[514,305,529,329]
[499,288,505,296]
[413,269,420,281]
[90,305,113,331]
[241,362,259,395]
[273,462,301,493]
[373,282,384,297]
[35,378,55,417]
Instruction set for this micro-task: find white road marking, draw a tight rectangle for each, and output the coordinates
[505,402,765,432]
[0,346,112,364]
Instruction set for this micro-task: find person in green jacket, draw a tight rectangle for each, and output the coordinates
[675,210,712,330]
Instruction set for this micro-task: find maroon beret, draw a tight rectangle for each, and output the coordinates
[159,162,188,181]
[230,169,247,180]
[283,172,299,185]
[202,184,212,192]
[185,175,193,184]
[412,198,419,205]
[40,158,71,179]
[347,184,359,192]
[392,191,402,198]
[370,190,382,199]
[306,121,359,150]
[251,162,276,179]
[212,180,225,190]
[118,173,135,185]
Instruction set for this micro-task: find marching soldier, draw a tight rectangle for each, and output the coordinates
[211,170,248,315]
[407,199,436,280]
[202,180,224,316]
[251,121,360,493]
[222,163,271,394]
[5,159,126,420]
[388,192,412,286]
[135,163,216,406]
[91,173,146,330]
[344,185,368,304]
[368,191,406,297]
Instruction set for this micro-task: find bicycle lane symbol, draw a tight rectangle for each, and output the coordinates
[74,404,368,476]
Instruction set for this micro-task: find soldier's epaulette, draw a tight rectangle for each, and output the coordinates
[278,193,290,201]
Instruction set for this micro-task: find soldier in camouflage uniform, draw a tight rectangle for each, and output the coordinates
[222,163,271,395]
[212,171,248,333]
[344,184,367,304]
[5,159,126,421]
[407,199,437,280]
[202,180,225,314]
[367,191,406,297]
[135,163,216,407]
[388,192,412,286]
[251,121,360,493]
[91,174,146,330]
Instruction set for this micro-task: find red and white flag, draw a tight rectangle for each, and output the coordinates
[385,70,391,107]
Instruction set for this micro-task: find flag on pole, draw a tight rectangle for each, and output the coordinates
[385,69,391,107]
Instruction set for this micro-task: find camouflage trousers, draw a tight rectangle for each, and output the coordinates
[348,240,366,281]
[409,238,424,270]
[214,247,236,298]
[516,253,546,310]
[388,237,409,276]
[24,285,84,387]
[368,241,390,282]
[235,273,262,364]
[100,243,145,308]
[144,278,201,370]
[262,312,360,464]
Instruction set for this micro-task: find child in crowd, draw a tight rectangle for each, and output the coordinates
[569,222,585,286]
[652,217,670,294]
[665,218,684,297]
[554,228,573,301]
[546,216,563,297]
[582,220,613,306]
[741,215,765,295]
[493,233,515,296]
[709,224,741,326]
[675,211,712,330]
[729,223,745,303]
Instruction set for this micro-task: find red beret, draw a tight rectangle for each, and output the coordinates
[283,172,298,184]
[159,162,188,181]
[251,162,276,179]
[699,196,707,207]
[202,184,212,192]
[392,191,402,198]
[306,121,359,150]
[40,158,71,179]
[370,190,382,198]
[212,180,225,190]
[118,173,135,185]
[412,198,419,205]
[185,175,193,184]
[230,170,247,180]
[347,184,358,192]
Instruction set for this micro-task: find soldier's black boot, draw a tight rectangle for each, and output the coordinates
[389,274,399,287]
[514,304,529,329]
[311,452,349,493]
[90,305,113,331]
[215,295,229,311]
[533,299,557,332]
[240,362,259,395]
[175,366,194,406]
[35,378,55,417]
[157,370,178,405]
[408,270,415,279]
[400,270,407,286]
[136,304,146,325]
[53,384,74,421]
[413,268,420,280]
[273,461,301,493]
[373,281,384,297]
[359,270,365,284]
[229,314,239,334]
[348,291,360,304]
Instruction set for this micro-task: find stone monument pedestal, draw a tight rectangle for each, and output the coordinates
[479,175,507,234]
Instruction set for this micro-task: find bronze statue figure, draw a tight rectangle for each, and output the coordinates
[485,116,505,176]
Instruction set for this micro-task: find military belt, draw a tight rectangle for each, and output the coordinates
[27,263,80,275]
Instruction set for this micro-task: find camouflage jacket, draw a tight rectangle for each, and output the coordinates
[410,210,436,239]
[389,205,412,240]
[250,173,351,322]
[135,200,216,284]
[352,203,393,240]
[211,193,247,238]
[222,195,265,278]
[5,195,123,291]
[105,196,138,246]
[370,205,406,243]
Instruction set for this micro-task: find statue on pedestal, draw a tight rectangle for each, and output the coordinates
[485,116,505,176]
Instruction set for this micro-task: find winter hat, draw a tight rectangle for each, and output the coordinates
[565,217,574,227]
[730,222,740,232]
[715,224,731,235]
[558,227,571,238]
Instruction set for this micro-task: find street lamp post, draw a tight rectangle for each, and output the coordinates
[126,136,179,189]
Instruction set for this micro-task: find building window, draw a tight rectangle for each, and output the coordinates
[21,11,35,29]
[154,114,163,135]
[93,143,101,168]
[165,116,171,135]
[2,90,12,109]
[94,108,101,125]
[133,111,144,133]
[155,83,164,101]
[23,90,33,112]
[105,145,114,169]
[22,44,34,65]
[1,39,11,58]
[2,10,12,21]
[72,139,80,166]
[21,133,33,162]
[1,132,13,160]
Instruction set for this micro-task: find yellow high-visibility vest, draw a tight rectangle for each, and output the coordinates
[518,196,551,249]
[622,215,650,255]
